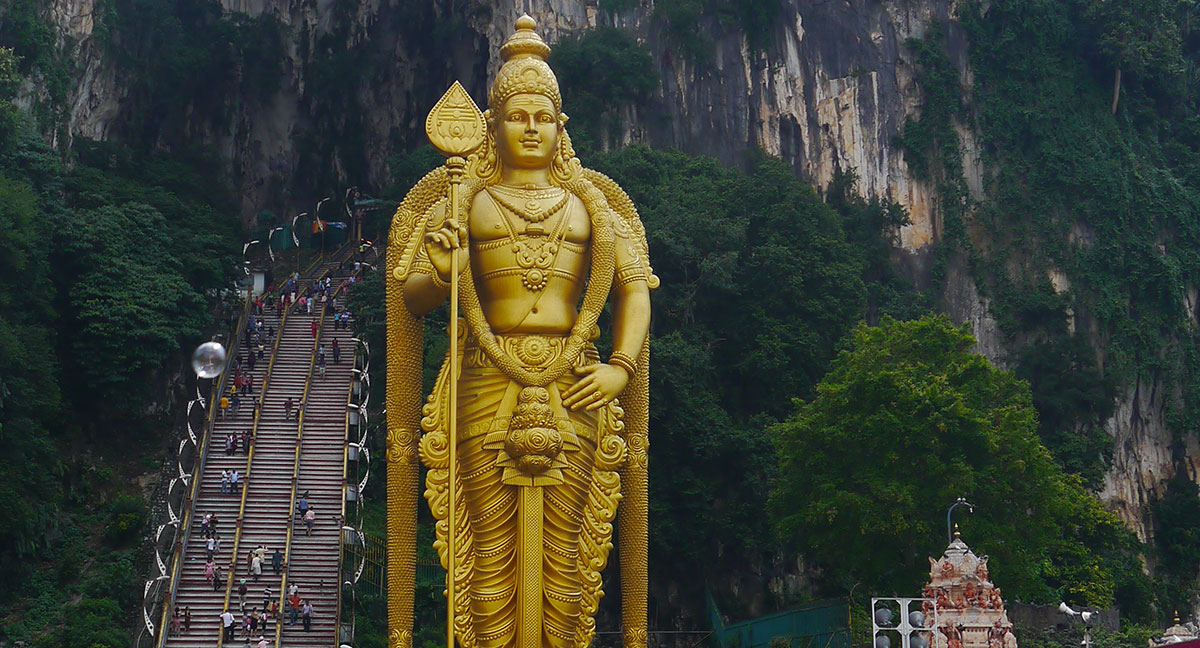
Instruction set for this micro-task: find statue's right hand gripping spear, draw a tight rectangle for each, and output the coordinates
[425,81,486,648]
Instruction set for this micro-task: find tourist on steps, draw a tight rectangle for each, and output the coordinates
[287,592,301,626]
[220,609,235,641]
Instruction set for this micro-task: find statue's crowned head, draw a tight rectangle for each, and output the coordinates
[485,15,578,178]
[489,15,561,114]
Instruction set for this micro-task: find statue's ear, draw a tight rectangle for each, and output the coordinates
[560,112,570,126]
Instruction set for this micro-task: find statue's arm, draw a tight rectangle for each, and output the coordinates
[403,274,448,317]
[609,234,651,366]
[402,202,452,317]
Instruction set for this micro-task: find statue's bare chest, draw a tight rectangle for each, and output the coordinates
[468,187,590,245]
[467,187,591,295]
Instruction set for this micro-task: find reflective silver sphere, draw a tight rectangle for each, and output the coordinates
[191,341,227,378]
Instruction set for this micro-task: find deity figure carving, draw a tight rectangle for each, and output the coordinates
[942,624,965,648]
[384,15,655,648]
[987,620,1010,648]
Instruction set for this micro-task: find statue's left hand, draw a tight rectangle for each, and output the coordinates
[562,364,629,411]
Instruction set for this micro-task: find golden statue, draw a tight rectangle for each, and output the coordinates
[385,15,655,648]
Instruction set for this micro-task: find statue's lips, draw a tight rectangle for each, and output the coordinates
[520,139,542,148]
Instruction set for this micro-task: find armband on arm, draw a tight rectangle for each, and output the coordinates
[615,261,647,287]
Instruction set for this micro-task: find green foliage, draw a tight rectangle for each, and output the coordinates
[653,0,783,60]
[899,2,1200,529]
[1083,0,1185,80]
[588,146,868,611]
[958,0,1200,403]
[103,494,147,545]
[0,48,23,146]
[101,0,287,146]
[0,44,238,643]
[0,0,73,129]
[1018,622,1160,648]
[55,203,207,404]
[770,315,1151,612]
[549,27,657,151]
[824,168,933,322]
[1151,471,1200,612]
[1013,336,1116,488]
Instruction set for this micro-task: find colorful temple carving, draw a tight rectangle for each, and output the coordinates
[922,530,1017,648]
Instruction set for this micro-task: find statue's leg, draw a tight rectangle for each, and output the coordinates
[458,370,519,648]
[542,404,598,648]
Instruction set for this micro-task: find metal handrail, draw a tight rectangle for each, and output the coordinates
[274,261,340,647]
[333,272,365,644]
[154,289,253,648]
[213,299,291,647]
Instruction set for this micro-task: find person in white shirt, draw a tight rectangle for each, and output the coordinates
[220,609,235,641]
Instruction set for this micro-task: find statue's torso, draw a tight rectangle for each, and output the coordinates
[468,186,590,335]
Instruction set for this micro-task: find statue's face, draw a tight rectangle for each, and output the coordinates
[495,93,559,172]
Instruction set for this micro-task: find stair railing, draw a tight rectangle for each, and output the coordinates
[151,289,253,648]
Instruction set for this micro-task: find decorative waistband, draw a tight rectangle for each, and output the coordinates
[463,334,595,371]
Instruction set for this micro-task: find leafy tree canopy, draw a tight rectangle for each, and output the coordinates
[588,146,870,612]
[771,315,1151,615]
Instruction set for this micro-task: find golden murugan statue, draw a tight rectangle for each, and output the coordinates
[385,15,655,648]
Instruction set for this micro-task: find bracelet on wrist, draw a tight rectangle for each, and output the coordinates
[429,270,449,290]
[609,351,637,377]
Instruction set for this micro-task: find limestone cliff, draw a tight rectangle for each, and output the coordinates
[32,0,1197,550]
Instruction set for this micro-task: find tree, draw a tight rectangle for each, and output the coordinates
[53,203,207,409]
[1083,0,1185,114]
[770,315,1150,611]
[550,27,657,151]
[589,147,867,614]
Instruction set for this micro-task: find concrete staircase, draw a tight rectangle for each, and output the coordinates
[164,258,356,648]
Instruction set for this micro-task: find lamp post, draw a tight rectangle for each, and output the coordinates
[946,498,974,544]
[291,212,308,272]
[345,187,359,260]
[266,226,285,263]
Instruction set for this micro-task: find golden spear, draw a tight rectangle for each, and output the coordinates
[425,81,486,648]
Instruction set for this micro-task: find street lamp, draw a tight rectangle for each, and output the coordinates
[266,226,285,262]
[291,212,308,272]
[946,498,974,544]
[1058,603,1094,648]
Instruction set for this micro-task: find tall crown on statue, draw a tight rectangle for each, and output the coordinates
[489,15,561,112]
[922,527,1018,648]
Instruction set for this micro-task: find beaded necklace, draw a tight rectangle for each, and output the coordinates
[485,190,572,292]
[486,185,569,224]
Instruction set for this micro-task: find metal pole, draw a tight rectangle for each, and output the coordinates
[946,498,973,544]
[446,157,465,648]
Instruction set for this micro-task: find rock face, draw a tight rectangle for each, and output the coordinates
[35,0,1197,543]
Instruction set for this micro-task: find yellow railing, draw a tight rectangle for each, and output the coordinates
[273,276,335,647]
[214,303,291,648]
[156,289,253,648]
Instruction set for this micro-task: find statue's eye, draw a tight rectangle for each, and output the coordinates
[538,113,554,123]
[507,113,523,122]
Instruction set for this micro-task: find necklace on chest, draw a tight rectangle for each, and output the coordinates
[485,186,574,292]
[487,185,570,224]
